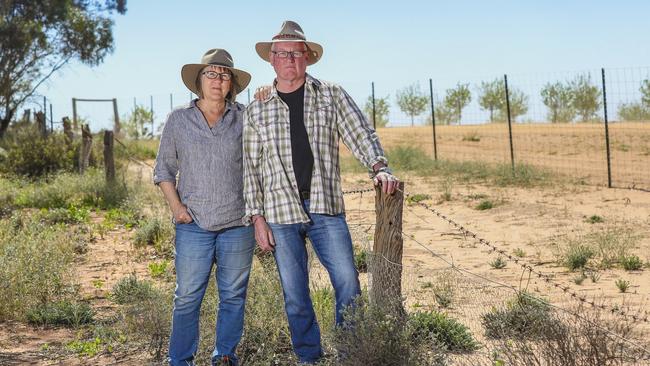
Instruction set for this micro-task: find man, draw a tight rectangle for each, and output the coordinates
[243,20,398,364]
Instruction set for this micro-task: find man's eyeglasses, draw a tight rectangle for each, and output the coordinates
[202,71,232,81]
[272,50,307,59]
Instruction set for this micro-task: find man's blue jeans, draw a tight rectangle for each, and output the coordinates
[269,200,361,364]
[167,222,255,366]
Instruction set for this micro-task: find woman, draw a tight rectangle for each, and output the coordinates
[153,48,254,366]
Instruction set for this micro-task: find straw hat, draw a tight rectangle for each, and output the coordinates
[181,48,251,96]
[255,21,323,66]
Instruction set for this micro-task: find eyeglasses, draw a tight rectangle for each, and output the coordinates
[202,71,232,81]
[271,50,307,59]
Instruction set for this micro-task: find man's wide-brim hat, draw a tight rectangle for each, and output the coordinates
[255,20,323,66]
[181,48,251,96]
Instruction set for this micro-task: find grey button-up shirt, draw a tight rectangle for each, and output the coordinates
[154,100,246,231]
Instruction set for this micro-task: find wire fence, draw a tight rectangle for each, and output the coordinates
[111,141,650,364]
[334,187,650,365]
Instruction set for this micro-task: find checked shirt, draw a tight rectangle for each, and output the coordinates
[243,74,388,224]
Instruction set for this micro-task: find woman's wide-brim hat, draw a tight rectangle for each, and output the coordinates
[181,48,251,96]
[255,20,323,66]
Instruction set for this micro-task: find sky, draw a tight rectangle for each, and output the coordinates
[37,0,650,130]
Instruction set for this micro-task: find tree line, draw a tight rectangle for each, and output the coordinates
[365,76,650,127]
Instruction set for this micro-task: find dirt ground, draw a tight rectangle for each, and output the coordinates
[2,129,650,364]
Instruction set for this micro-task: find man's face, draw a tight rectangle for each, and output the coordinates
[270,42,309,83]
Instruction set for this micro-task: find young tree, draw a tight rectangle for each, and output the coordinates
[0,1,128,138]
[541,81,575,123]
[641,79,650,108]
[443,83,471,124]
[426,99,454,126]
[569,74,602,122]
[501,89,529,122]
[478,79,505,122]
[396,84,428,126]
[123,105,154,140]
[363,96,390,127]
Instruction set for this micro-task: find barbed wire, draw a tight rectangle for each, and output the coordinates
[113,137,155,169]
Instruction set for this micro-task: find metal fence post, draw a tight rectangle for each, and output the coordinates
[601,68,612,188]
[429,78,438,160]
[504,74,515,172]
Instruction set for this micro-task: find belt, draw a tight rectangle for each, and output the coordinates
[299,190,310,200]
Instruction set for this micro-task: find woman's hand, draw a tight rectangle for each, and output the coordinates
[254,85,273,101]
[173,204,193,224]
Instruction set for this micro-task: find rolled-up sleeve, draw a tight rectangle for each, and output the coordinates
[153,114,178,185]
[242,107,265,224]
[333,85,388,172]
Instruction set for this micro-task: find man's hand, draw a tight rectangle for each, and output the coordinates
[254,85,273,101]
[173,204,193,224]
[373,171,399,194]
[253,215,275,252]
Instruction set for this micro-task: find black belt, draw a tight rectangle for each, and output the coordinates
[299,190,310,200]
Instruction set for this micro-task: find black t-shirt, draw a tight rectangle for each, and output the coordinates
[278,83,314,195]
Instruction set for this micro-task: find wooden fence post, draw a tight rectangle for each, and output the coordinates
[79,124,92,174]
[370,182,405,317]
[35,111,46,137]
[103,130,115,182]
[62,117,73,141]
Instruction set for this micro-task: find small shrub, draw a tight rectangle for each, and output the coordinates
[586,215,604,224]
[133,217,172,255]
[0,127,76,177]
[26,300,94,327]
[439,177,453,202]
[409,310,480,352]
[615,279,630,293]
[588,270,601,283]
[476,199,495,210]
[66,337,103,357]
[148,261,169,278]
[110,275,156,305]
[482,292,559,339]
[354,247,369,273]
[489,256,507,269]
[461,131,481,142]
[104,207,141,229]
[590,227,638,269]
[406,193,431,204]
[513,248,526,258]
[38,205,91,224]
[311,287,335,332]
[333,301,446,366]
[573,272,587,285]
[620,255,643,271]
[562,244,594,271]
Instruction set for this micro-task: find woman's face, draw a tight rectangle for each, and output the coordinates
[199,65,232,102]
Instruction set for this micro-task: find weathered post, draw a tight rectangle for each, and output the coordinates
[79,124,92,174]
[112,98,121,135]
[62,117,73,141]
[370,182,405,317]
[104,130,115,182]
[35,111,46,138]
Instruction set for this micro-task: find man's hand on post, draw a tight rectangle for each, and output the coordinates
[252,215,275,252]
[372,163,399,194]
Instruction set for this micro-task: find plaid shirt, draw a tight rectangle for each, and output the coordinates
[243,74,388,224]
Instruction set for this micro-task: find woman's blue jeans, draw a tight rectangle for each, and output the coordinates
[269,200,361,364]
[167,222,255,366]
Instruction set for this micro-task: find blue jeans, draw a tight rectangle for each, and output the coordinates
[269,200,361,364]
[167,222,255,366]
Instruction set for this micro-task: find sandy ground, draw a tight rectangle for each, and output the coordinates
[1,143,650,364]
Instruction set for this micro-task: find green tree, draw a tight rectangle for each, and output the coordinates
[569,74,602,122]
[123,105,153,140]
[363,96,390,128]
[500,89,529,122]
[443,83,471,124]
[478,79,505,122]
[618,103,650,121]
[426,99,454,126]
[541,81,575,123]
[641,79,650,108]
[0,0,127,138]
[396,84,428,126]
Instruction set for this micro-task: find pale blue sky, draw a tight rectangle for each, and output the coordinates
[38,0,650,129]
